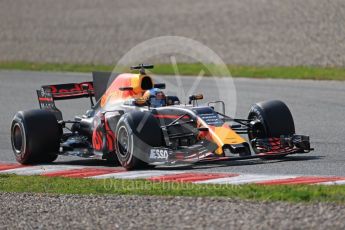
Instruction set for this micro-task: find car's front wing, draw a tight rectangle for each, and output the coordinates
[147,135,312,166]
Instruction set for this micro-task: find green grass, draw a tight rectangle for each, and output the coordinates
[1,61,345,80]
[1,174,345,203]
[0,61,113,74]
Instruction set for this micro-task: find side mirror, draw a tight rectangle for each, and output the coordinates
[188,94,204,104]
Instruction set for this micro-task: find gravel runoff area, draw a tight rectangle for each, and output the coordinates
[1,0,345,66]
[0,192,344,230]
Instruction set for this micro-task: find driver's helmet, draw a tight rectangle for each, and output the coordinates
[143,88,166,107]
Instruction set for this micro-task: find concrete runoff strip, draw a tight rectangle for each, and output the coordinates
[0,165,84,175]
[90,170,187,179]
[317,180,345,185]
[1,163,345,185]
[194,174,298,185]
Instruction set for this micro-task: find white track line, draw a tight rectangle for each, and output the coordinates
[0,165,83,175]
[195,174,298,185]
[317,180,345,185]
[90,170,187,179]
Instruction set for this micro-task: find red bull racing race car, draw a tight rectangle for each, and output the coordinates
[11,64,312,170]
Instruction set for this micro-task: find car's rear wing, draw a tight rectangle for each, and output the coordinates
[36,72,120,120]
[38,82,94,100]
[36,82,94,120]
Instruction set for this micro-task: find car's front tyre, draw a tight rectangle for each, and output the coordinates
[248,100,295,158]
[115,111,163,170]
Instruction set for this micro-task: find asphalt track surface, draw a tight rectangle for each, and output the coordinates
[1,0,345,66]
[1,71,345,176]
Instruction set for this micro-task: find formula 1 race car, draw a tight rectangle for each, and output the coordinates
[11,64,313,169]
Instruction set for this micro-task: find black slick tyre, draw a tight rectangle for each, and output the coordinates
[248,100,295,158]
[11,110,61,164]
[115,111,163,170]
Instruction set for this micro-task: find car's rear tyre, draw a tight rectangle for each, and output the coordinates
[11,110,61,164]
[115,111,163,170]
[248,100,295,158]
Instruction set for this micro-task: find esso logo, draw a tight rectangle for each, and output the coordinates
[150,149,169,159]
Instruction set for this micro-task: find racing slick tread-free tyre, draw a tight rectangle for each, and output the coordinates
[248,100,295,157]
[11,109,61,164]
[115,111,163,170]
